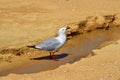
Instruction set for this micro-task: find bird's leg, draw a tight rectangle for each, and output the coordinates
[50,52,58,61]
[51,52,55,61]
[50,52,55,60]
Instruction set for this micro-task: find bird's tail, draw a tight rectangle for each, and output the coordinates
[27,45,36,49]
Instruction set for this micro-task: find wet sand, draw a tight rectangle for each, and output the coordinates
[0,27,120,76]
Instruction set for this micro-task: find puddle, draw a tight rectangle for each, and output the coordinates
[0,27,120,76]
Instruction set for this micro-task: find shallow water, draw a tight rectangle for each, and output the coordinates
[0,27,120,76]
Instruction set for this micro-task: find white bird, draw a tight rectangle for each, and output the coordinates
[28,27,70,61]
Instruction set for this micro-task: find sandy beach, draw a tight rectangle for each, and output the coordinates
[0,0,120,80]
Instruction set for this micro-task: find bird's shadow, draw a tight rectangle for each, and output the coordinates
[30,53,68,60]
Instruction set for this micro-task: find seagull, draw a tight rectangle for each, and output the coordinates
[28,26,70,61]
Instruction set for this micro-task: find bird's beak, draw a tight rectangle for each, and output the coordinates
[66,26,71,30]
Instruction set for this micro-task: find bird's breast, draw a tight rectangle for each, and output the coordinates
[57,35,66,44]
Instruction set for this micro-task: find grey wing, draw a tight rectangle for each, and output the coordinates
[35,38,61,51]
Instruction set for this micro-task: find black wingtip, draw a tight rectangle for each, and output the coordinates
[27,45,36,48]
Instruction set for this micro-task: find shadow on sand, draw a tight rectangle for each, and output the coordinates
[30,53,68,60]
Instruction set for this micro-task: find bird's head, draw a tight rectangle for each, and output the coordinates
[58,26,70,34]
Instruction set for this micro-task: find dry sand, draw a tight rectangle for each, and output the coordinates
[0,0,120,80]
